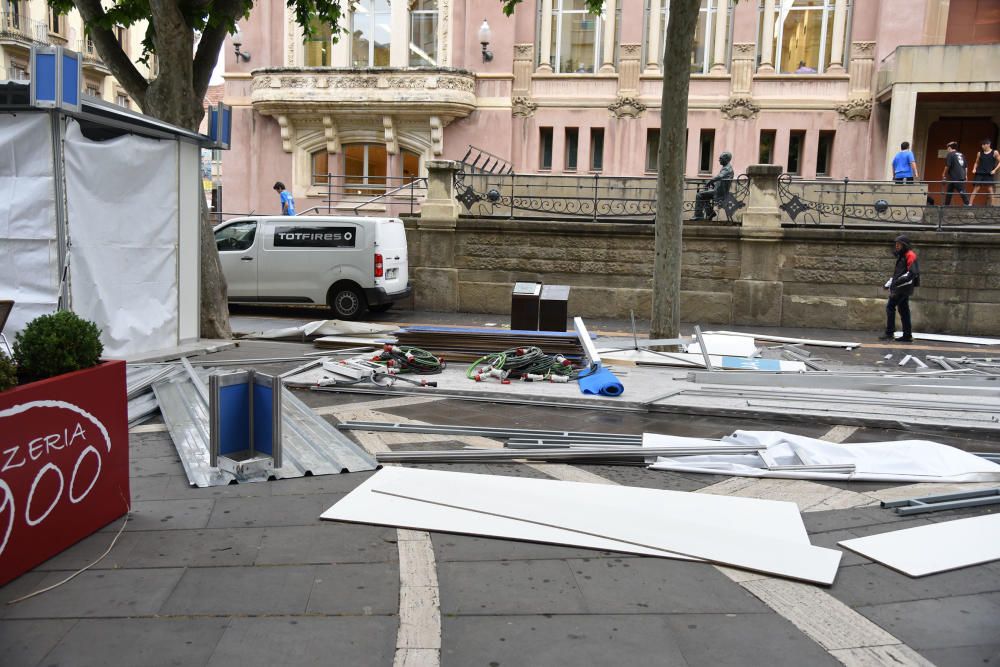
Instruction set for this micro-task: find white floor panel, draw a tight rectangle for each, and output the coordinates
[838,513,1000,577]
[321,467,840,584]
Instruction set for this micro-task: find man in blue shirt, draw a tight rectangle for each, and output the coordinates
[891,142,918,183]
[273,181,296,216]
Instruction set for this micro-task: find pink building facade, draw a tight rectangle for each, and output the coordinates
[220,0,1000,216]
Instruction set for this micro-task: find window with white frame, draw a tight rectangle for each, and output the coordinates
[409,0,438,66]
[762,0,849,74]
[352,0,391,67]
[547,0,602,73]
[649,0,721,74]
[305,17,333,66]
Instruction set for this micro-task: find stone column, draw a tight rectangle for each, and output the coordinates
[884,85,918,180]
[826,0,848,72]
[600,0,618,73]
[512,44,539,116]
[414,160,461,311]
[645,0,661,73]
[733,164,785,325]
[390,0,409,66]
[333,8,353,67]
[538,0,554,72]
[758,0,775,72]
[709,0,729,74]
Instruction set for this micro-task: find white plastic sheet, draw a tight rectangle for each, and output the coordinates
[63,121,179,356]
[0,114,59,336]
[646,430,1000,483]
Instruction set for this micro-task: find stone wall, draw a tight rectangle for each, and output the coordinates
[405,217,1000,335]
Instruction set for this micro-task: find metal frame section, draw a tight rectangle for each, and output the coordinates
[692,325,714,372]
[881,488,1000,516]
[153,370,376,487]
[702,331,861,349]
[675,387,1000,414]
[126,364,179,399]
[684,370,1000,394]
[375,445,763,463]
[337,421,640,442]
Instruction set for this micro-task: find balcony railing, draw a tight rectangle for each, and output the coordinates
[6,66,29,81]
[0,12,48,44]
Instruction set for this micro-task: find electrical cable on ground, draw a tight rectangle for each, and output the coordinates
[6,511,130,605]
[466,346,577,384]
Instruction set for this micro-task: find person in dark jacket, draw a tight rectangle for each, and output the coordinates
[879,235,919,342]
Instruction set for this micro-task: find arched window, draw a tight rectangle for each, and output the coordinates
[648,0,719,74]
[548,0,602,73]
[352,0,391,67]
[409,0,438,66]
[762,0,850,74]
[311,150,330,185]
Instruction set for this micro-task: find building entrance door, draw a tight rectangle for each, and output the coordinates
[923,117,998,206]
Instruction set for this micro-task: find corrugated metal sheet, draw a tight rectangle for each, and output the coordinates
[152,369,377,487]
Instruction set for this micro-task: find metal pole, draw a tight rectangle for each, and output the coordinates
[840,176,848,228]
[693,325,714,371]
[592,172,599,222]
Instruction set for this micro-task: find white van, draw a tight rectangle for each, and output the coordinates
[213,216,411,319]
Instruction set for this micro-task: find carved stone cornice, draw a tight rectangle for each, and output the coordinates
[511,95,538,118]
[720,96,760,120]
[608,95,646,119]
[513,44,534,61]
[836,96,873,121]
[251,67,477,119]
[620,43,642,59]
[851,41,876,59]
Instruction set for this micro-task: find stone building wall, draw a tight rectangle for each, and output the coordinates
[405,217,1000,335]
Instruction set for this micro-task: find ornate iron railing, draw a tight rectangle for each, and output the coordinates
[777,175,1000,229]
[454,169,749,223]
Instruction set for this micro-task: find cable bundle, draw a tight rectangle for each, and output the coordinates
[371,344,445,375]
[466,346,576,384]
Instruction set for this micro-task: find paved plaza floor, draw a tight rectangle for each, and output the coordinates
[2,310,998,667]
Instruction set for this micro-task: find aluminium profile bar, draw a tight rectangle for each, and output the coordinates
[574,316,601,368]
[312,385,645,412]
[337,421,642,442]
[692,325,715,372]
[680,387,1000,412]
[881,487,1000,516]
[375,444,762,463]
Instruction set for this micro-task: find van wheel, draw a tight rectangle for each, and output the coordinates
[329,285,366,320]
[369,303,393,314]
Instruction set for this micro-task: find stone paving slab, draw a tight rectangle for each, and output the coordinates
[103,498,216,532]
[438,560,589,615]
[122,527,265,568]
[205,616,396,667]
[305,562,400,615]
[1,568,185,619]
[856,592,1000,652]
[566,557,769,614]
[206,493,344,529]
[919,644,1000,667]
[40,618,229,667]
[255,523,399,565]
[159,565,318,616]
[0,619,76,667]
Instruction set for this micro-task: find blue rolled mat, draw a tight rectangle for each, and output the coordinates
[577,365,624,397]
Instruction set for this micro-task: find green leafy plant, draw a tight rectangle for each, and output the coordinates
[13,311,104,384]
[0,352,17,392]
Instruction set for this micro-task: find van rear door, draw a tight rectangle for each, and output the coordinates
[375,219,408,295]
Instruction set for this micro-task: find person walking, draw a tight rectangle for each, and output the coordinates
[273,181,296,216]
[891,141,918,183]
[970,139,999,206]
[879,235,920,343]
[942,141,970,206]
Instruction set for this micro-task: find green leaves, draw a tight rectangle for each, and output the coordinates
[13,311,104,385]
[0,352,16,393]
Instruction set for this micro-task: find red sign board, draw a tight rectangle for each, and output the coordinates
[0,360,130,586]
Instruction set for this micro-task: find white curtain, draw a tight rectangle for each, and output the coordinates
[0,113,59,340]
[64,120,179,356]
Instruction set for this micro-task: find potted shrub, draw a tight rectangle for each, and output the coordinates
[0,312,130,586]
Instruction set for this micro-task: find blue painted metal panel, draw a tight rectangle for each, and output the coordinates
[218,383,250,454]
[253,383,274,456]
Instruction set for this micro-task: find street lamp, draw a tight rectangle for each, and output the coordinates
[233,27,251,62]
[478,19,493,62]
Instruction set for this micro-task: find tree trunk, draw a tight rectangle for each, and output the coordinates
[650,0,701,340]
[141,79,232,339]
